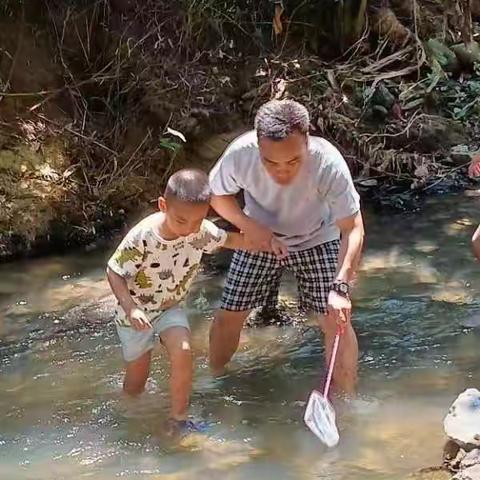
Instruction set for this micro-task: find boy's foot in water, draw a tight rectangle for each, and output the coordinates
[165,418,208,438]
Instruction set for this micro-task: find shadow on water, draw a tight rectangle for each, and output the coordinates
[1,193,480,479]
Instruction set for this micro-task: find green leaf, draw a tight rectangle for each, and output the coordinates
[159,138,182,153]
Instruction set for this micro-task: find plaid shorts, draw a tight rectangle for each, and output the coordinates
[221,239,340,315]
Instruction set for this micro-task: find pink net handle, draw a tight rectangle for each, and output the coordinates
[323,327,342,398]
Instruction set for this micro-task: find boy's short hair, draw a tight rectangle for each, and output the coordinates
[164,168,211,203]
[255,99,310,141]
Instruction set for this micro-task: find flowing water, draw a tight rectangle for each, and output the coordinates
[1,193,480,480]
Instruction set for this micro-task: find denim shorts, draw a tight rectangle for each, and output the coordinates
[116,306,190,362]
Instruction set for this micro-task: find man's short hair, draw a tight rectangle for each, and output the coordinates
[164,168,211,203]
[254,99,310,140]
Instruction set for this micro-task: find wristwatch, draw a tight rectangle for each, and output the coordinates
[330,280,350,298]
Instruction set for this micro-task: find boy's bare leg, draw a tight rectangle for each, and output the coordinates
[209,309,250,375]
[318,314,358,396]
[124,350,152,395]
[160,327,192,421]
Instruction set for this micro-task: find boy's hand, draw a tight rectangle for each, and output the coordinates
[128,307,152,330]
[469,155,480,177]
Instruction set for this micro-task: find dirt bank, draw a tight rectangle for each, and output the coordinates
[1,0,480,261]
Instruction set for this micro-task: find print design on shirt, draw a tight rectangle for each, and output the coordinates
[157,270,174,281]
[189,231,221,251]
[134,269,153,289]
[137,293,155,305]
[167,264,199,296]
[114,246,142,269]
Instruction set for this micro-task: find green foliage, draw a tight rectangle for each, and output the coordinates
[158,138,182,154]
[434,72,480,121]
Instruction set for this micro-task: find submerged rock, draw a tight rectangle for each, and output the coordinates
[444,389,480,448]
[407,467,451,480]
[461,313,480,329]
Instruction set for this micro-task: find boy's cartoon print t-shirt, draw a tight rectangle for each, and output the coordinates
[108,213,227,326]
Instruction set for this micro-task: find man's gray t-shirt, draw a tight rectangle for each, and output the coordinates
[209,130,360,252]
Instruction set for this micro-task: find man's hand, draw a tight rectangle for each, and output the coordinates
[270,236,288,259]
[128,307,152,330]
[327,290,351,334]
[469,155,480,177]
[243,219,288,258]
[210,194,288,255]
[242,218,274,251]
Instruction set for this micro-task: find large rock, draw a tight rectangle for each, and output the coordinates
[452,464,480,480]
[444,389,480,448]
[386,116,466,153]
[461,450,480,470]
[452,42,480,68]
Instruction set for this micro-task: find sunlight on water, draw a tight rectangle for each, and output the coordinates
[1,193,480,479]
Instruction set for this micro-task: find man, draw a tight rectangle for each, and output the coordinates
[208,99,364,394]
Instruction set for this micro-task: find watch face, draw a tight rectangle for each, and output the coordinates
[333,282,349,295]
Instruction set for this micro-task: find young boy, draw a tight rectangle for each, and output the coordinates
[106,168,249,434]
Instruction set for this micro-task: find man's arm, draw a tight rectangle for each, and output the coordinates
[326,211,364,331]
[210,195,254,234]
[211,194,287,256]
[473,225,480,261]
[335,211,365,283]
[222,231,288,258]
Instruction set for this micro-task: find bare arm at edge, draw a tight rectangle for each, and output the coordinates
[334,211,365,283]
[472,224,480,261]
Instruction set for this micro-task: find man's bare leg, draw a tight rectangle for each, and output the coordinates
[209,309,250,375]
[318,314,358,396]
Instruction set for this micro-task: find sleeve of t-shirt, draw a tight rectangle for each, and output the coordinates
[107,224,145,279]
[209,145,242,195]
[200,220,228,254]
[319,144,361,222]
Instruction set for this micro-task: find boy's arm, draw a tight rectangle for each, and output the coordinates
[222,232,287,258]
[222,231,246,250]
[472,225,480,261]
[106,267,152,329]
